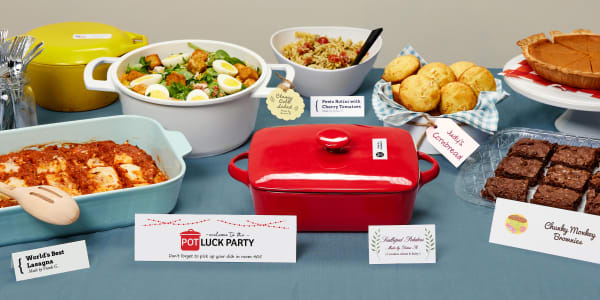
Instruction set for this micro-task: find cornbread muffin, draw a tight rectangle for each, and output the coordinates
[381,55,421,83]
[439,82,477,114]
[417,62,456,87]
[397,75,441,112]
[391,84,401,102]
[440,81,477,115]
[449,61,477,78]
[459,66,496,95]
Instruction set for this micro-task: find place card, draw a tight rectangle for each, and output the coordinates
[490,198,600,264]
[425,118,479,167]
[310,96,365,117]
[135,214,296,263]
[368,225,436,264]
[11,240,90,281]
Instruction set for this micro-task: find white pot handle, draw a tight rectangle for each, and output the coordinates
[252,64,295,99]
[84,57,119,92]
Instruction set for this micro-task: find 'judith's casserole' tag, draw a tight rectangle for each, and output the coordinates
[266,75,304,121]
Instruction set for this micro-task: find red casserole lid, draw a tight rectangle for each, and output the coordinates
[245,124,420,193]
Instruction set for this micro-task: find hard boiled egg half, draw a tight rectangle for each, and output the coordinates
[217,74,242,94]
[213,60,238,76]
[186,89,209,101]
[145,84,170,100]
[162,52,192,68]
[130,74,161,87]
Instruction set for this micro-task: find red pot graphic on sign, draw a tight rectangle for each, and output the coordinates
[180,229,201,251]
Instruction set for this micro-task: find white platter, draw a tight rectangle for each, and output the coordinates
[503,55,600,138]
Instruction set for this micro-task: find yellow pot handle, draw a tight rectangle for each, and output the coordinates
[121,31,148,54]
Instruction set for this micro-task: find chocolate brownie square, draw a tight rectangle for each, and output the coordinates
[542,164,591,192]
[507,138,555,162]
[481,177,529,202]
[550,145,599,171]
[531,185,582,211]
[585,192,600,215]
[588,172,600,192]
[587,189,597,202]
[494,156,544,186]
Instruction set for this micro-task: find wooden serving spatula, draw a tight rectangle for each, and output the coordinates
[0,182,79,225]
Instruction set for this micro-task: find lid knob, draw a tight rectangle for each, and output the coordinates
[316,128,350,152]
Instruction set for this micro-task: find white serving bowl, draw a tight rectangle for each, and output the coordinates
[270,26,382,97]
[84,40,294,158]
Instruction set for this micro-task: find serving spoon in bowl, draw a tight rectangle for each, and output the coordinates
[352,27,383,66]
[0,182,80,225]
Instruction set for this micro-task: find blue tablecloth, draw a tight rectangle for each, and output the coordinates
[1,69,597,299]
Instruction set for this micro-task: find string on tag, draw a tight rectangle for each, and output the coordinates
[407,115,468,150]
[407,114,438,150]
[275,73,294,91]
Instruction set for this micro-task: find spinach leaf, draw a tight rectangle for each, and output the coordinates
[225,56,245,66]
[166,82,193,100]
[207,52,216,67]
[201,68,219,83]
[175,69,194,81]
[187,42,206,52]
[214,49,230,60]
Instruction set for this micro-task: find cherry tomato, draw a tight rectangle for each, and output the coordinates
[317,37,329,44]
[340,51,347,57]
[328,55,339,63]
[304,42,314,50]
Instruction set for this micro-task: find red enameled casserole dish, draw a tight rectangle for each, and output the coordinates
[228,124,439,231]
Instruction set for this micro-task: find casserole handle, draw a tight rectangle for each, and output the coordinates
[417,151,440,188]
[121,32,149,53]
[228,152,250,186]
[165,130,193,157]
[83,57,119,92]
[252,64,296,98]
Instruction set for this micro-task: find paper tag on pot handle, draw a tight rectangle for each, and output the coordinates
[425,118,479,167]
[266,88,304,121]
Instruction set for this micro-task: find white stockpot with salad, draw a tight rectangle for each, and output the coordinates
[84,40,294,157]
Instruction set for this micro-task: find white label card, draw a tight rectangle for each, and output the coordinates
[372,138,388,160]
[490,199,600,264]
[369,225,436,264]
[11,240,90,281]
[72,34,112,39]
[425,118,479,167]
[135,214,296,263]
[310,96,364,117]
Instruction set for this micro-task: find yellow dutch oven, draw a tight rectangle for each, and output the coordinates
[26,22,147,111]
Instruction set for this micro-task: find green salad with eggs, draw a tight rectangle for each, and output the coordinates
[120,43,260,101]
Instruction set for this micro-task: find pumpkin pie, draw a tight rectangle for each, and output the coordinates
[518,29,600,89]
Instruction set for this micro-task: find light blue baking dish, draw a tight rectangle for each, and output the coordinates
[0,115,191,245]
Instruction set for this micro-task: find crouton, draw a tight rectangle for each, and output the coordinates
[187,49,208,74]
[238,66,259,81]
[243,78,257,87]
[126,70,144,81]
[131,84,147,95]
[145,54,162,69]
[166,72,186,86]
[234,63,245,74]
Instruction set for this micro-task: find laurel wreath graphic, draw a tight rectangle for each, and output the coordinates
[370,229,382,258]
[424,228,435,257]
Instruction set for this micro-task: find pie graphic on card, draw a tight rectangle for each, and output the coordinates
[517,29,600,89]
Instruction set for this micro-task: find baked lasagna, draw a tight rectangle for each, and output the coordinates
[0,141,168,208]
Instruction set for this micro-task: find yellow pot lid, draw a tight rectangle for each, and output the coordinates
[26,22,148,66]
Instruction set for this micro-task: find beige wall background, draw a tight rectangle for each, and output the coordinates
[3,0,599,68]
